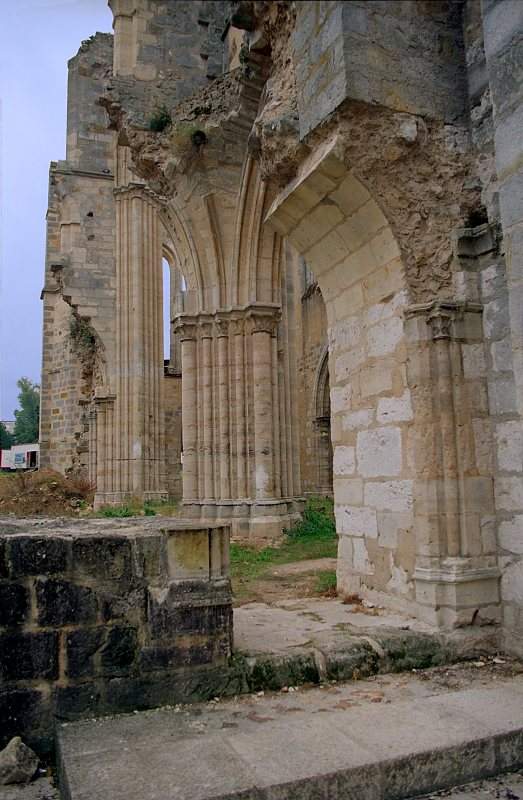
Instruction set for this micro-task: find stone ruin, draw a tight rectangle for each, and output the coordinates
[21,0,523,750]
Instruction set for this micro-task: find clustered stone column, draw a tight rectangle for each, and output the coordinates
[95,184,167,506]
[405,300,500,627]
[175,304,301,537]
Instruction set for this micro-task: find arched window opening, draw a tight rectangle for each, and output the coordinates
[314,350,333,496]
[162,257,171,362]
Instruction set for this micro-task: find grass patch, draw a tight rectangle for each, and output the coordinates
[314,570,338,597]
[286,495,335,540]
[96,499,179,519]
[231,496,337,598]
[98,505,135,518]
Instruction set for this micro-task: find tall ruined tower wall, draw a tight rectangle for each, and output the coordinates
[40,33,115,476]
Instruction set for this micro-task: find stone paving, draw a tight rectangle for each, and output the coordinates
[57,664,523,800]
[234,596,434,655]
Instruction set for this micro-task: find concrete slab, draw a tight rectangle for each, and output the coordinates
[58,667,523,800]
[234,598,432,655]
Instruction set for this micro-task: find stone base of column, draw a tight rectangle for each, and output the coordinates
[414,559,501,629]
[94,490,169,510]
[180,498,305,540]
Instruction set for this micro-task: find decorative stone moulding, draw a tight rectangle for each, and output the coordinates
[405,298,500,629]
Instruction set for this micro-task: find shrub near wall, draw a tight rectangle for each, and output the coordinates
[0,521,232,754]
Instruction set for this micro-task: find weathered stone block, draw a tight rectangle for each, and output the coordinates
[0,632,58,682]
[335,505,378,537]
[100,625,138,676]
[148,589,232,642]
[66,628,105,678]
[0,690,46,751]
[333,445,355,476]
[376,391,413,423]
[36,578,98,627]
[364,481,413,512]
[357,427,402,477]
[499,516,523,554]
[0,584,30,628]
[9,537,68,577]
[100,587,146,624]
[54,683,102,722]
[167,531,210,581]
[72,537,133,583]
[495,421,523,473]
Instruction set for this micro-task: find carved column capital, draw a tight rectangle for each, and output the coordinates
[404,299,483,342]
[426,307,454,340]
[247,309,281,336]
[229,317,245,336]
[199,321,214,339]
[174,319,198,342]
[214,318,230,338]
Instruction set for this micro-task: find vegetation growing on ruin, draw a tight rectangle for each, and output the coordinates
[170,122,208,157]
[70,315,97,356]
[148,106,172,132]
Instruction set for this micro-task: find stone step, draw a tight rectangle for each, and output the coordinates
[58,675,523,800]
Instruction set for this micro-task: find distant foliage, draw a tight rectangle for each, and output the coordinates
[149,106,172,132]
[0,422,14,449]
[13,378,40,444]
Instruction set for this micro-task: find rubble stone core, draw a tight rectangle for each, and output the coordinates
[40,0,523,653]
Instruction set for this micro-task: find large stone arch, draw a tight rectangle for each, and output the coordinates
[267,138,415,611]
[267,137,500,627]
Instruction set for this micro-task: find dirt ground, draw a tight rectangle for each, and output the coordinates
[0,470,93,517]
[231,556,338,605]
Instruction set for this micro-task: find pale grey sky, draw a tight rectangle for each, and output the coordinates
[0,0,112,419]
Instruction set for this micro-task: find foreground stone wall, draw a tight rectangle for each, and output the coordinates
[0,521,231,754]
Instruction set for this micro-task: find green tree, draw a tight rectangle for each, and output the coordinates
[0,422,14,449]
[13,378,40,444]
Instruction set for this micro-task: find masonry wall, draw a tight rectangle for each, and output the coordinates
[480,0,523,656]
[294,0,468,138]
[0,522,231,754]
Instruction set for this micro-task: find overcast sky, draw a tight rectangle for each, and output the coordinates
[0,0,112,420]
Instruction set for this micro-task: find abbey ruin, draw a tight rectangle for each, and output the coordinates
[39,0,523,657]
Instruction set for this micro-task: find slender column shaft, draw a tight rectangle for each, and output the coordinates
[234,325,247,498]
[217,330,231,499]
[201,330,214,499]
[252,326,275,499]
[180,333,198,500]
[107,185,166,504]
[432,335,461,558]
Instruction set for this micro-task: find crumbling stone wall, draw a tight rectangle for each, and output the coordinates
[0,521,231,754]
